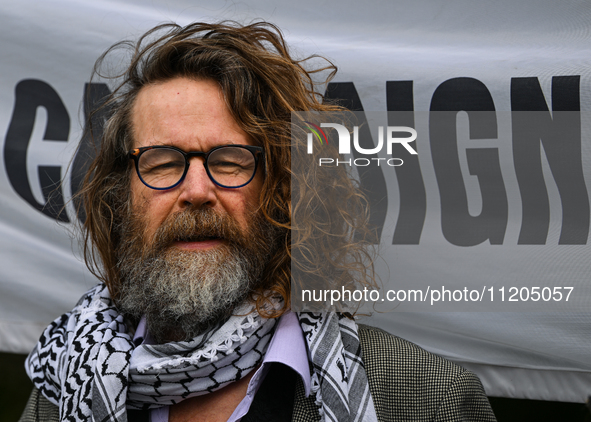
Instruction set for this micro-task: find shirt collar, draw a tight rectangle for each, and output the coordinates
[261,310,311,395]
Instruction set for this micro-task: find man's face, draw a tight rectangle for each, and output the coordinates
[130,77,264,244]
[118,77,276,343]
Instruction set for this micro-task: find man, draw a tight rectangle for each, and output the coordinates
[21,21,496,422]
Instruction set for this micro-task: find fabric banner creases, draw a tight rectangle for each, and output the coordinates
[1,0,590,403]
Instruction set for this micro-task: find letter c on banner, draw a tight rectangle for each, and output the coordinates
[4,80,70,222]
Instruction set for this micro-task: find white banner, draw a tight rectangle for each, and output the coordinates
[1,0,590,403]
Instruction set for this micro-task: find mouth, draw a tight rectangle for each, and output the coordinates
[173,236,224,250]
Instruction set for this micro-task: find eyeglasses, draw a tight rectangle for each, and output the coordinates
[128,144,264,190]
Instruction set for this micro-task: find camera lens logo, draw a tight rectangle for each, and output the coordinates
[305,121,328,153]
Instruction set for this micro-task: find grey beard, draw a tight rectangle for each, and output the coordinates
[116,208,279,343]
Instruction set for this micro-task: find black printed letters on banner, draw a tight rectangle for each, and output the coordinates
[3,77,586,245]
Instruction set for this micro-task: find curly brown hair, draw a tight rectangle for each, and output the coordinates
[79,20,374,317]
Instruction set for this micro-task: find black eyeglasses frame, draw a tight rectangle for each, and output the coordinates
[128,144,264,190]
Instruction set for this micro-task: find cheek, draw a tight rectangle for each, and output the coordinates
[129,184,174,238]
[224,182,264,227]
[129,179,144,210]
[245,170,264,206]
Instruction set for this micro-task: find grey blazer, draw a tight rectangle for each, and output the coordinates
[20,325,496,422]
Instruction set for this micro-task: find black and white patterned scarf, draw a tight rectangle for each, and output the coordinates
[26,284,377,421]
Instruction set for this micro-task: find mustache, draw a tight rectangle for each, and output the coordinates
[150,208,249,252]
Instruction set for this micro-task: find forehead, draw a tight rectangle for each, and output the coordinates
[130,77,251,151]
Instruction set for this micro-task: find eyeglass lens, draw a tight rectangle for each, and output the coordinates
[137,147,257,189]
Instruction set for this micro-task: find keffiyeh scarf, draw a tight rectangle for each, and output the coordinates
[26,284,377,421]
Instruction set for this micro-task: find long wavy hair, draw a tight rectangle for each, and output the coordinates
[79,20,375,317]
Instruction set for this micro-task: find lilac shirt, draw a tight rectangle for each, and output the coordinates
[133,311,311,422]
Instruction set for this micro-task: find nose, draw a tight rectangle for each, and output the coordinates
[176,157,217,209]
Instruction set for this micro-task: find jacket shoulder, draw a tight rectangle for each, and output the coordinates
[358,323,466,379]
[19,388,59,422]
[358,324,496,422]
